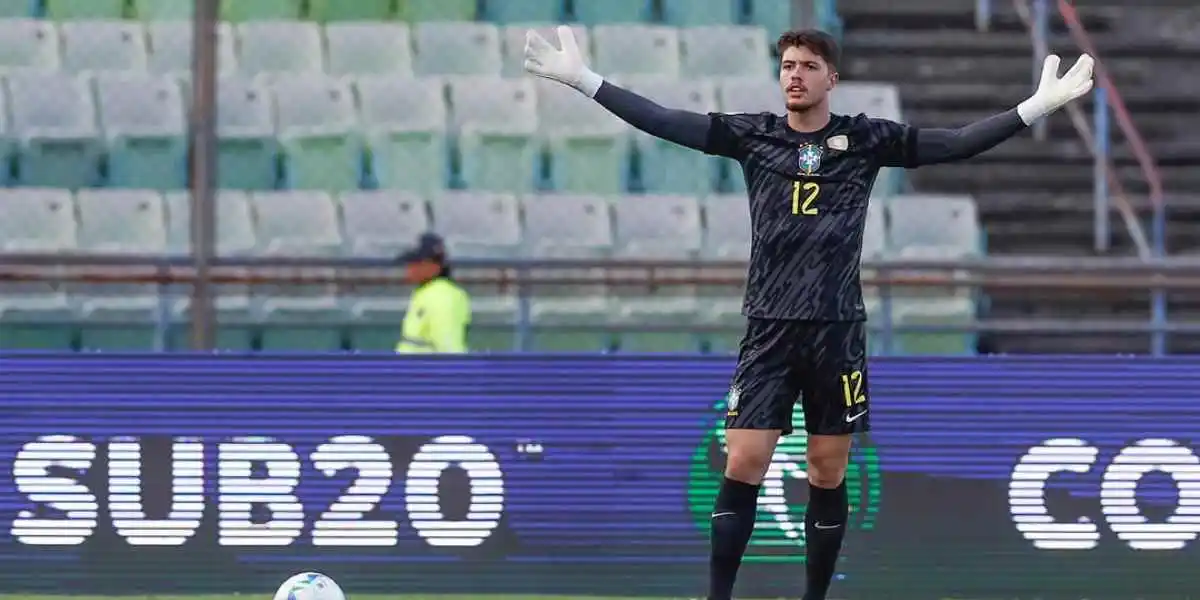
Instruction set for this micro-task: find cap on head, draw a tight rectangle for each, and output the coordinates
[398,232,447,264]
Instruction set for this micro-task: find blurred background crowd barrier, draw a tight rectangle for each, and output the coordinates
[0,0,1198,356]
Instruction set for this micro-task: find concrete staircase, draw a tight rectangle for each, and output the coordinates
[835,0,1200,353]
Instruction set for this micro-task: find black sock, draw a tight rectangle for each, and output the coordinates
[708,477,760,600]
[802,481,848,600]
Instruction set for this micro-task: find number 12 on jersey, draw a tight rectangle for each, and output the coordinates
[792,181,820,215]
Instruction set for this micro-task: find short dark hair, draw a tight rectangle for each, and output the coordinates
[776,29,840,72]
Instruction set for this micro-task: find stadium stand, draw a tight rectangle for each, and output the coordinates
[0,0,995,355]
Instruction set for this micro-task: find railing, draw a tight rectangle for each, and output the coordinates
[979,0,1169,353]
[3,253,1200,355]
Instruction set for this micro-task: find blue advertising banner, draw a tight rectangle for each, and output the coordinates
[1,355,1198,599]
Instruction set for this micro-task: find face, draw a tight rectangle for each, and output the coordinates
[405,260,441,284]
[779,45,837,112]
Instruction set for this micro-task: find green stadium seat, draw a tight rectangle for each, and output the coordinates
[61,20,149,74]
[536,79,629,193]
[355,76,448,194]
[341,189,430,257]
[309,0,394,21]
[216,76,278,190]
[610,194,703,352]
[8,72,102,189]
[0,19,61,73]
[414,22,502,76]
[271,75,363,191]
[746,0,790,44]
[501,24,589,77]
[888,194,982,255]
[46,0,125,19]
[571,0,646,24]
[163,191,257,349]
[697,194,749,352]
[487,0,561,24]
[0,188,78,350]
[522,193,613,350]
[430,191,521,332]
[592,24,680,77]
[94,73,188,190]
[0,0,33,17]
[252,191,347,351]
[895,296,976,356]
[148,21,237,77]
[132,0,193,20]
[237,21,323,79]
[220,0,302,22]
[681,26,770,77]
[75,189,169,351]
[663,0,739,26]
[449,77,539,193]
[399,0,477,22]
[325,23,413,77]
[625,77,718,194]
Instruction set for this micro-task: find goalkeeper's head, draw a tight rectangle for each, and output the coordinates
[777,29,840,114]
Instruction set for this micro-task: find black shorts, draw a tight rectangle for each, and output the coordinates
[726,318,870,436]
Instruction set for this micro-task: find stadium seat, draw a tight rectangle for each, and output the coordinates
[308,0,393,21]
[746,0,790,44]
[220,0,301,22]
[162,190,256,349]
[0,0,32,17]
[61,20,149,74]
[0,188,77,349]
[662,0,739,26]
[0,19,60,73]
[698,194,749,349]
[449,77,539,193]
[355,76,448,194]
[132,0,193,20]
[147,21,237,77]
[536,79,629,194]
[522,193,614,350]
[215,76,278,190]
[236,21,323,79]
[894,296,977,356]
[592,25,680,77]
[94,73,188,190]
[414,22,502,77]
[889,194,982,255]
[271,75,363,191]
[487,0,561,23]
[400,0,476,21]
[325,23,413,77]
[571,0,647,24]
[610,194,703,352]
[429,191,522,344]
[624,77,718,194]
[681,26,770,77]
[75,189,169,350]
[251,191,346,351]
[339,190,427,351]
[46,0,125,19]
[717,76,781,114]
[430,191,523,259]
[7,72,102,189]
[501,24,589,78]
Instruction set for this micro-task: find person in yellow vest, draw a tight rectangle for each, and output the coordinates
[394,233,471,353]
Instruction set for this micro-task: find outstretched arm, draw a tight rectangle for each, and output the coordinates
[910,108,1027,166]
[524,25,714,153]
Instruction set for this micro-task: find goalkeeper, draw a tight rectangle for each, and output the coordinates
[524,25,1093,600]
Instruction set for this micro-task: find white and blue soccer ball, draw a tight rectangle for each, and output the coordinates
[272,572,345,600]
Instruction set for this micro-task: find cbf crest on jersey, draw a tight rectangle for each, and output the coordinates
[798,143,823,176]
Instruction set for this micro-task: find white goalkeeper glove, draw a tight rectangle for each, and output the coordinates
[523,25,604,98]
[1016,54,1095,125]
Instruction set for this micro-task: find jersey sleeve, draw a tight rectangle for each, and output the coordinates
[863,117,919,168]
[704,113,765,160]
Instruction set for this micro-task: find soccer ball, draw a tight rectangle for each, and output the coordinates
[272,573,345,600]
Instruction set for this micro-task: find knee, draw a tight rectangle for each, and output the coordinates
[725,444,774,484]
[806,445,849,488]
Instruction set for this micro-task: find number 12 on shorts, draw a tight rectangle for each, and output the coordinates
[841,370,866,407]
